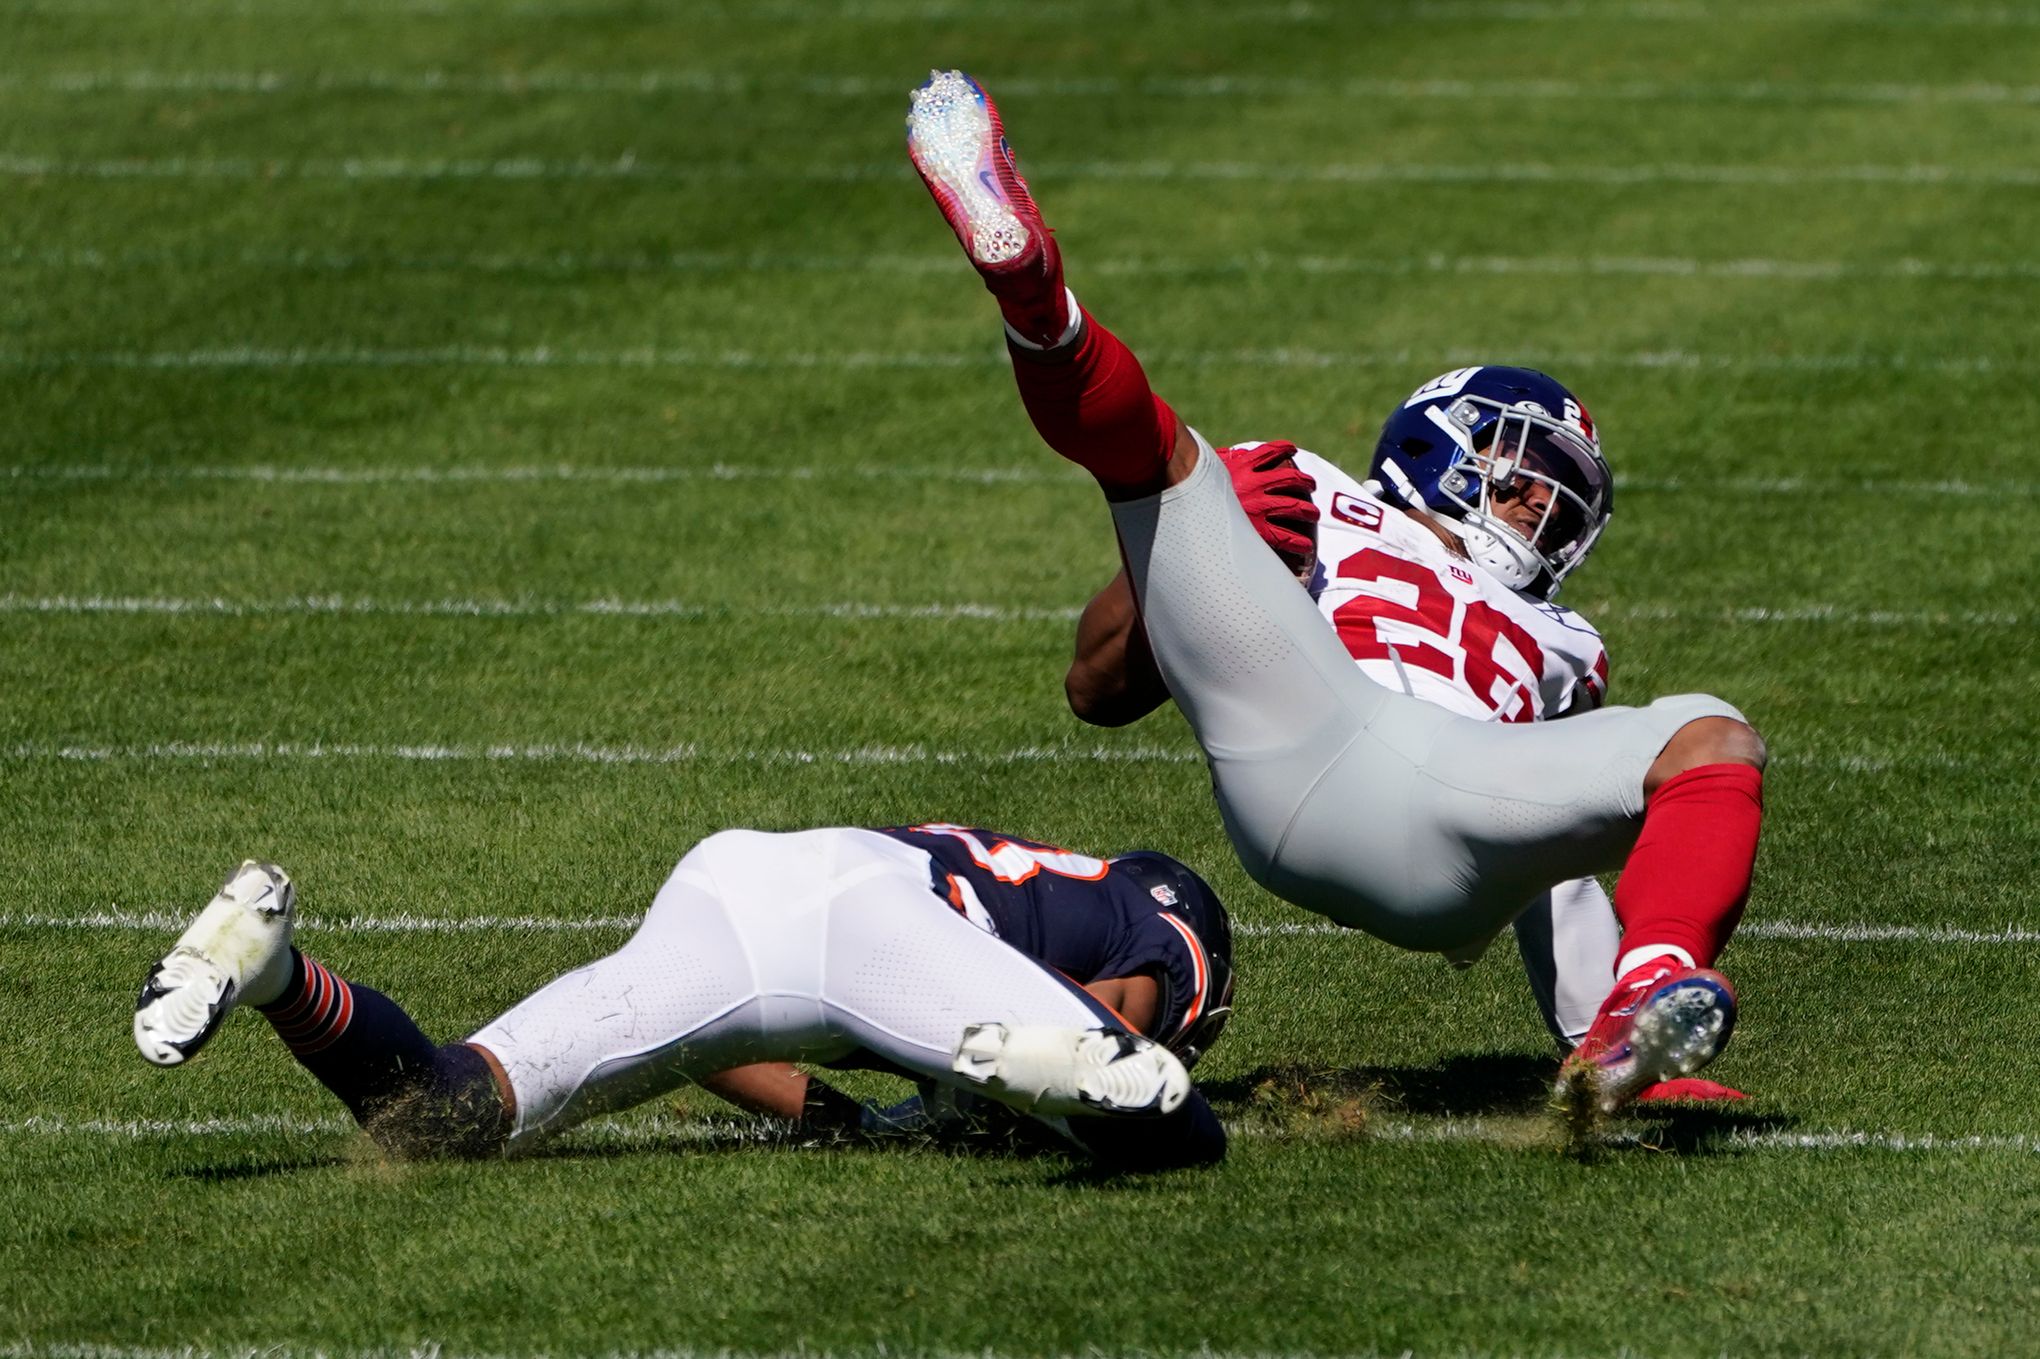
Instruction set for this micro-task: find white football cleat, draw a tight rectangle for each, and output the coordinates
[133,860,297,1067]
[950,1023,1190,1118]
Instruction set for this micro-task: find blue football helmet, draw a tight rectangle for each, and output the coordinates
[1367,365,1613,597]
[1110,851,1234,1070]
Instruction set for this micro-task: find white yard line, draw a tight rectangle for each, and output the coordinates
[6,1112,2037,1159]
[0,345,2027,377]
[1594,603,2027,627]
[9,909,644,933]
[0,594,2022,629]
[1364,1118,2040,1153]
[0,594,1086,623]
[0,461,1074,486]
[11,0,2040,24]
[10,247,2040,284]
[1407,1,2040,22]
[0,1111,771,1144]
[8,909,2033,946]
[0,344,987,370]
[11,70,2040,105]
[5,156,2038,188]
[0,741,2004,775]
[3,464,2030,500]
[0,740,1203,766]
[1740,921,2040,944]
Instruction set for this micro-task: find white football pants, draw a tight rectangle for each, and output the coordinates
[1110,435,1742,954]
[467,827,1109,1149]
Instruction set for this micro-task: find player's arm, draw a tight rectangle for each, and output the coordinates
[697,1062,811,1119]
[1067,569,1171,727]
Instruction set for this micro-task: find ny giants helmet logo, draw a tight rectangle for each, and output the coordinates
[1563,396,1597,448]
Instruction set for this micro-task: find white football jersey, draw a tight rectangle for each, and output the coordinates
[1274,446,1610,722]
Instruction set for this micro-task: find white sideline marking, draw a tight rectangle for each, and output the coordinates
[0,345,2028,377]
[0,594,1086,624]
[9,909,2032,946]
[0,594,2022,630]
[3,464,2030,501]
[12,247,2040,286]
[5,156,2039,189]
[13,69,2040,106]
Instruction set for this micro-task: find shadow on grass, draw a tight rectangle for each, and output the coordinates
[172,1154,351,1183]
[1625,1104,1795,1155]
[1203,1052,1556,1120]
[162,1061,1794,1180]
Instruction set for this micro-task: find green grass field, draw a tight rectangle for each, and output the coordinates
[4,1,2039,1355]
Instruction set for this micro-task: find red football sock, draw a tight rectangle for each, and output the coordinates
[1612,762,1764,967]
[1009,307,1180,492]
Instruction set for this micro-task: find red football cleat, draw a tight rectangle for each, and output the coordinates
[906,69,1073,348]
[1559,954,1739,1115]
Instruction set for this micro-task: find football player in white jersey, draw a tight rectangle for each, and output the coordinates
[905,70,1768,1115]
[131,825,1236,1170]
[1071,429,1629,1060]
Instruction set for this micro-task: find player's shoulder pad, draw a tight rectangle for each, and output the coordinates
[1279,445,1356,487]
[1530,597,1606,641]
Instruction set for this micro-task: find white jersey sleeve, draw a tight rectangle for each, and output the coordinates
[1286,447,1610,723]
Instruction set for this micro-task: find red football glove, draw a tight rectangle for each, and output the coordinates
[1218,440,1319,579]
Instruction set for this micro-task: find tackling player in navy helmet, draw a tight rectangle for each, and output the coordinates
[135,824,1235,1170]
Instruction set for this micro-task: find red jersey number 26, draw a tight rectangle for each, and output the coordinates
[1330,547,1545,722]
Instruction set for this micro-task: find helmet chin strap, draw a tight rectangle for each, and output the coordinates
[1453,518,1544,591]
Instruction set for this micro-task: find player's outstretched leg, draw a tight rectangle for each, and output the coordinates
[907,68,1412,932]
[136,862,510,1158]
[908,70,1181,494]
[950,1022,1189,1118]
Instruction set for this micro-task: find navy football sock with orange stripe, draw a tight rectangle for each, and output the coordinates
[257,949,507,1157]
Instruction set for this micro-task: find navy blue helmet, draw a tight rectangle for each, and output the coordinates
[1368,365,1613,598]
[1108,851,1235,1069]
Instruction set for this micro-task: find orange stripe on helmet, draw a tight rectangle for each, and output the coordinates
[1155,912,1209,1040]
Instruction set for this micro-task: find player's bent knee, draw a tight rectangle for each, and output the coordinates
[1648,715,1767,793]
[358,1042,510,1161]
[1688,715,1766,770]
